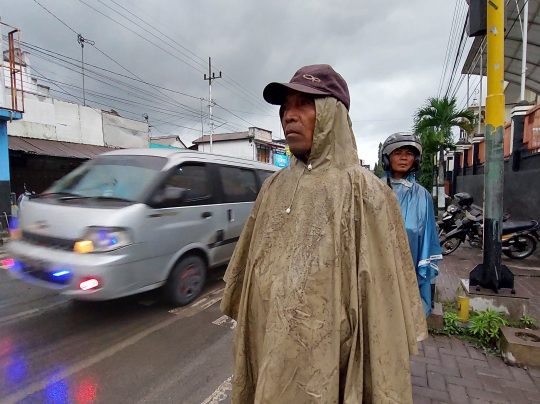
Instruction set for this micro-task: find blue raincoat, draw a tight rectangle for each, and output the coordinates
[385,173,443,316]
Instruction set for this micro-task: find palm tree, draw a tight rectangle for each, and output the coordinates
[414,96,475,217]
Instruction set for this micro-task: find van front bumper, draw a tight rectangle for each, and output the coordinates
[3,239,148,300]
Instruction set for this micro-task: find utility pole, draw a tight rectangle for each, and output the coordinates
[520,0,529,101]
[470,0,514,293]
[77,34,94,106]
[203,57,221,153]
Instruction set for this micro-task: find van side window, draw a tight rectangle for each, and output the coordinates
[257,170,274,184]
[219,166,257,203]
[158,164,211,207]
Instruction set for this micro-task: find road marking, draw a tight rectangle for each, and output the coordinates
[0,287,226,404]
[212,315,236,329]
[201,376,233,404]
[169,287,225,318]
[0,300,69,327]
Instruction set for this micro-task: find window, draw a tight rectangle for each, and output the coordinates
[47,155,167,202]
[159,164,211,207]
[257,170,274,184]
[219,166,258,203]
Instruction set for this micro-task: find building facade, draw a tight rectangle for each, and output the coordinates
[192,127,289,167]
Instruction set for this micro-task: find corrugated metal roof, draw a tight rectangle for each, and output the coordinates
[8,136,119,159]
[192,132,250,143]
[462,1,540,95]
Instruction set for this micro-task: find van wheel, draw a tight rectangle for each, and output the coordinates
[164,255,206,306]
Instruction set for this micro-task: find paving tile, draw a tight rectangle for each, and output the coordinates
[439,347,471,358]
[528,367,540,378]
[458,364,479,381]
[469,399,491,404]
[411,356,443,366]
[499,378,539,393]
[411,361,427,378]
[456,356,491,369]
[466,387,511,403]
[425,345,441,360]
[411,375,428,388]
[502,386,534,404]
[525,388,540,402]
[427,370,446,391]
[465,344,487,361]
[448,383,470,404]
[445,375,481,389]
[477,374,504,393]
[440,353,459,370]
[427,363,461,378]
[475,366,513,381]
[486,354,510,370]
[450,338,470,354]
[508,366,534,384]
[412,385,450,402]
[412,394,431,404]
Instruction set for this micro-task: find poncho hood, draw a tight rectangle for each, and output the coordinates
[221,98,427,403]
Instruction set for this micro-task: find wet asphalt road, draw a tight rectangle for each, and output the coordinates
[0,259,235,404]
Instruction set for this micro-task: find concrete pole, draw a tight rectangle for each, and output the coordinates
[470,0,513,293]
[0,18,6,109]
[478,49,483,135]
[520,0,529,101]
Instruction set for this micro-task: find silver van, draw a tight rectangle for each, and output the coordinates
[4,149,279,305]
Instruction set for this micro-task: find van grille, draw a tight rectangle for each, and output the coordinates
[22,231,76,251]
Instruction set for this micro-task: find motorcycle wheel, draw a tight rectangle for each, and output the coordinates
[440,235,462,256]
[503,234,537,260]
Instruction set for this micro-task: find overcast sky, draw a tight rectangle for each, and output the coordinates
[1,0,471,167]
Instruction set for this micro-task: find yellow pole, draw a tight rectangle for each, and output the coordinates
[457,296,470,322]
[485,1,505,129]
[470,0,510,292]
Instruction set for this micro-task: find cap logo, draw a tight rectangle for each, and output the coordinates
[302,74,321,83]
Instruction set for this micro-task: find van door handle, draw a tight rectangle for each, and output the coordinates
[201,212,212,219]
[228,209,234,222]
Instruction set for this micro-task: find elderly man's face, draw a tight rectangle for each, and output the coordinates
[281,90,316,160]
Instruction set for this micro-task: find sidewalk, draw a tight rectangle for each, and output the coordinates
[411,245,540,403]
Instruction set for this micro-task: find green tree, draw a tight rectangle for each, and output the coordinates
[374,142,384,178]
[413,96,475,217]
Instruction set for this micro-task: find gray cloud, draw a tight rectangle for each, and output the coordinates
[2,0,463,166]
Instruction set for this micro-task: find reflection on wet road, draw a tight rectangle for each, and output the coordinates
[0,265,234,404]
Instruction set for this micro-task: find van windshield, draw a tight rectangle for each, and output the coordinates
[44,155,167,202]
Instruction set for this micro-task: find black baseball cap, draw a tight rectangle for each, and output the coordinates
[263,64,350,110]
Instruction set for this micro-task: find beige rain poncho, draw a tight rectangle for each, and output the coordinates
[221,97,427,404]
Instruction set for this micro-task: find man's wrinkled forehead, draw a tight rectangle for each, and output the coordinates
[279,90,317,118]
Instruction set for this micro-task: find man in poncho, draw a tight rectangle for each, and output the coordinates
[221,64,427,403]
[380,133,443,317]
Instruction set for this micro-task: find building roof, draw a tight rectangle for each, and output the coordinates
[192,132,250,144]
[462,1,540,95]
[8,136,119,159]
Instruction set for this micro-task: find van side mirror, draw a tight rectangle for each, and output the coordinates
[150,186,187,208]
[164,186,186,201]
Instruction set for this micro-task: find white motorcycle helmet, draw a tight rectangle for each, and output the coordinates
[380,132,423,172]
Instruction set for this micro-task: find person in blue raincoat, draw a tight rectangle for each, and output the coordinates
[381,132,443,316]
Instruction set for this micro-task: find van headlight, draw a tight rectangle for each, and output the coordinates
[74,227,132,253]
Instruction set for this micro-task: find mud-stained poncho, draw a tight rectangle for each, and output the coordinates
[221,98,428,404]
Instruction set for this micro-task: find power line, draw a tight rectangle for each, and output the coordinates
[78,0,275,115]
[438,0,462,97]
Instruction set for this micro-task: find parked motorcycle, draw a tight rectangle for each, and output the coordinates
[437,204,462,238]
[437,192,509,239]
[440,208,539,259]
[17,184,35,211]
[437,193,475,238]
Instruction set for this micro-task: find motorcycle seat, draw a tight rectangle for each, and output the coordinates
[502,220,538,234]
